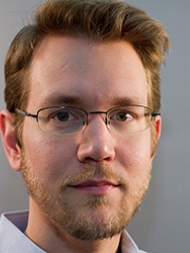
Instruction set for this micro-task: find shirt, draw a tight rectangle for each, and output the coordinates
[0,211,149,253]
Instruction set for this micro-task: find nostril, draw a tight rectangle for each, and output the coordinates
[85,157,94,161]
[84,156,112,162]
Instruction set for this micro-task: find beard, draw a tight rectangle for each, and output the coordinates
[21,151,151,241]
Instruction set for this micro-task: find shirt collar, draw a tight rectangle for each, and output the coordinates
[121,230,142,253]
[1,211,145,253]
[0,211,46,253]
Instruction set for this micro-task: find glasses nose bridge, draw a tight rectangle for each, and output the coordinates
[86,110,109,125]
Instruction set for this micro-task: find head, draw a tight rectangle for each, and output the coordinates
[1,0,169,242]
[5,0,169,148]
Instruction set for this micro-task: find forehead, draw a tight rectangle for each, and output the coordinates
[28,35,147,110]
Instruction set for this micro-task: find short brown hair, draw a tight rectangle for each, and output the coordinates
[4,0,169,146]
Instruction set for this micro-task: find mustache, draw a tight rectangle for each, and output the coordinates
[58,163,128,189]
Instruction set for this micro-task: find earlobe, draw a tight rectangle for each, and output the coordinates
[0,109,21,172]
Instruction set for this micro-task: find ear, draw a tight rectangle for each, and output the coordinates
[154,115,162,141]
[150,115,162,159]
[0,109,21,172]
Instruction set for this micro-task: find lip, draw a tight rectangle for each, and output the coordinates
[69,180,119,195]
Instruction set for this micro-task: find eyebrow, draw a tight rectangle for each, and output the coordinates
[41,94,84,107]
[40,94,146,108]
[111,97,146,107]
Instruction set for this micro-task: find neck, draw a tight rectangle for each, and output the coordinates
[25,198,122,253]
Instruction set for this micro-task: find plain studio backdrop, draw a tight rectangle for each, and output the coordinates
[0,1,190,252]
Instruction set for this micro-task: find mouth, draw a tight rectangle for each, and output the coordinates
[69,180,120,195]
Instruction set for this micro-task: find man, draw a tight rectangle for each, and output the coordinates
[0,0,169,252]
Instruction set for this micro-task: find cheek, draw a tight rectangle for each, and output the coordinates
[116,131,152,179]
[22,127,77,180]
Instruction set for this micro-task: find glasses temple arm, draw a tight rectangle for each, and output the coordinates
[15,108,37,118]
[152,112,161,117]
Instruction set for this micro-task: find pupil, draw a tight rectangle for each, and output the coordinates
[117,112,127,121]
[57,112,69,121]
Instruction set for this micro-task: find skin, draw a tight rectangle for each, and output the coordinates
[0,36,161,253]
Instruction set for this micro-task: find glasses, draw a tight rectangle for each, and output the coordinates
[15,105,160,136]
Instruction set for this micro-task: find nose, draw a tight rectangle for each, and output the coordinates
[77,114,116,163]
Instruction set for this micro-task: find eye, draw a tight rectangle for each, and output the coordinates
[48,109,76,123]
[48,107,87,123]
[110,109,134,122]
[41,107,87,125]
[115,111,133,122]
[55,111,72,122]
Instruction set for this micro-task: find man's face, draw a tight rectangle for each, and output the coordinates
[20,36,159,240]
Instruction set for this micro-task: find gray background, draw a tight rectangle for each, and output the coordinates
[0,1,189,252]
